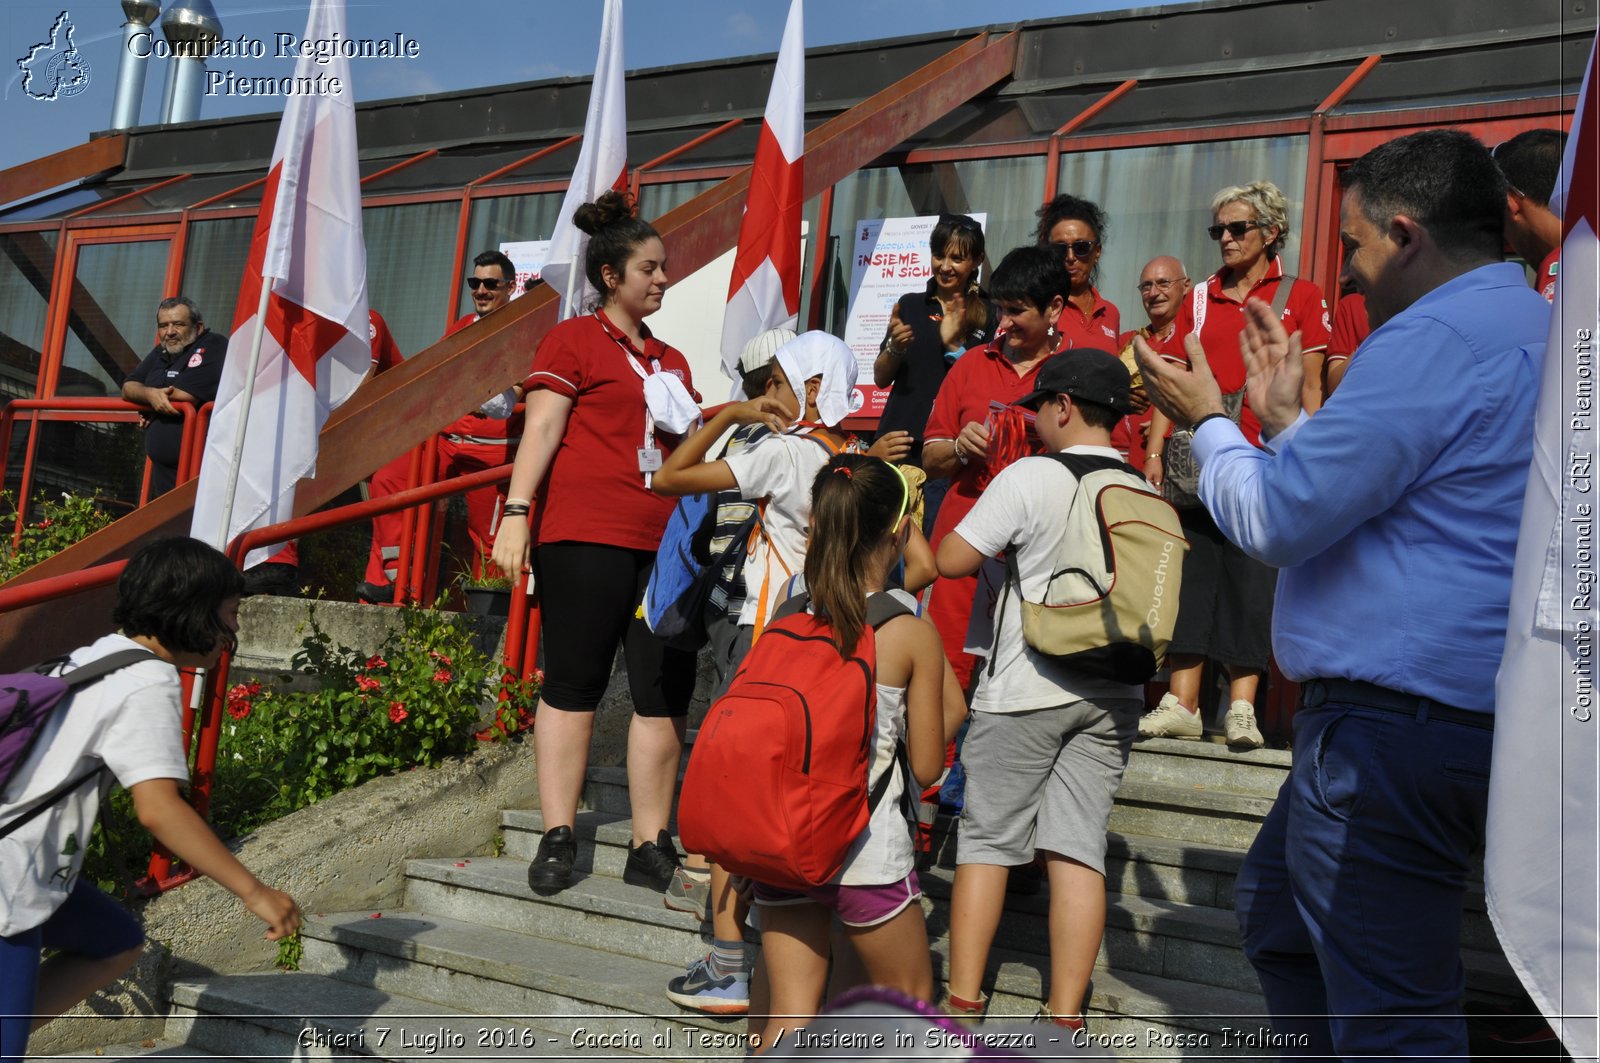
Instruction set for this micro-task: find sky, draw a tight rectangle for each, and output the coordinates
[1,0,1136,174]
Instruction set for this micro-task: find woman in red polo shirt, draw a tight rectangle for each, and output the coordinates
[1035,194,1122,351]
[922,245,1072,693]
[493,191,699,898]
[1139,179,1331,752]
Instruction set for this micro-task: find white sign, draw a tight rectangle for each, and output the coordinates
[842,213,986,417]
[500,240,552,299]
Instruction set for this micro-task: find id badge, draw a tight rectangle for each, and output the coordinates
[637,447,663,473]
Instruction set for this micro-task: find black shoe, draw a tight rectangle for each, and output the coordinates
[527,825,576,895]
[356,580,395,604]
[242,562,300,598]
[623,829,681,892]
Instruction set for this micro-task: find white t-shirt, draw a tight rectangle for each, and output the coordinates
[955,446,1145,714]
[0,634,190,935]
[724,430,837,628]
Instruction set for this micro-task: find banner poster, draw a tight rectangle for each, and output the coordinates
[843,213,987,417]
[500,240,553,299]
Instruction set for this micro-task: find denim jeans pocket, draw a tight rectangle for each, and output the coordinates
[1309,708,1386,822]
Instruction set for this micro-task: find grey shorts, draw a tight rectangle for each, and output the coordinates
[957,698,1142,873]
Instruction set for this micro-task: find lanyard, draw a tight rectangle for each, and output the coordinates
[596,313,668,488]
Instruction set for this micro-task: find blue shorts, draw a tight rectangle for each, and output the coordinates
[1,881,143,1063]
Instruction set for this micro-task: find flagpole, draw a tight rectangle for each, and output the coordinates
[216,278,275,550]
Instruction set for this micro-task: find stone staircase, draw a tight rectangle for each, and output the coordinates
[50,733,1520,1061]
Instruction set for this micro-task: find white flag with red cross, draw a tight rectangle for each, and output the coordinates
[190,0,370,568]
[719,0,805,388]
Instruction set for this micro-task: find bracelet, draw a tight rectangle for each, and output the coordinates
[1146,452,1163,461]
[953,440,970,466]
[504,497,532,507]
[501,504,530,517]
[1191,412,1231,432]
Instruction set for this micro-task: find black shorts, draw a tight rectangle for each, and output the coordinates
[532,541,696,716]
[1167,505,1276,671]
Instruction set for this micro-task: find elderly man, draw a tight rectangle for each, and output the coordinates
[122,296,227,499]
[1116,255,1189,471]
[1135,129,1549,1059]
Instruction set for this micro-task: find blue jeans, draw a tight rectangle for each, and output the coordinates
[0,881,144,1063]
[1235,690,1492,1061]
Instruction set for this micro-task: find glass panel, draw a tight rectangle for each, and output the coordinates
[637,179,721,223]
[363,201,461,357]
[1057,136,1310,314]
[0,230,57,403]
[822,168,917,334]
[59,239,170,398]
[460,192,564,318]
[181,217,255,335]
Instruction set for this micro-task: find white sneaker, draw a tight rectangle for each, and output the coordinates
[1225,700,1265,750]
[1138,693,1203,739]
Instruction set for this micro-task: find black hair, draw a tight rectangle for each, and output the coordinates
[1493,129,1566,206]
[113,537,244,656]
[805,454,905,657]
[1072,397,1121,430]
[573,190,662,304]
[930,214,990,336]
[1342,130,1507,262]
[739,363,774,399]
[988,245,1071,314]
[473,249,516,280]
[157,296,202,328]
[1035,194,1108,247]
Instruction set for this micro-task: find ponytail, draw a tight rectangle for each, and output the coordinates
[805,454,904,656]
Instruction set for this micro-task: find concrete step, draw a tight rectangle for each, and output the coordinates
[1125,737,1291,798]
[1106,780,1275,850]
[27,1042,241,1062]
[166,973,656,1061]
[298,910,744,1054]
[403,857,723,970]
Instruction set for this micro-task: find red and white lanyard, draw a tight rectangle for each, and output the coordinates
[598,313,670,489]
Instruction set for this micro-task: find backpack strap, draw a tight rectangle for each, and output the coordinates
[1270,273,1297,322]
[0,649,159,841]
[774,590,916,628]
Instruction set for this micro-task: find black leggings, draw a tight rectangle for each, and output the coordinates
[532,541,696,716]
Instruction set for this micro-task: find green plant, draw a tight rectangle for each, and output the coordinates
[457,542,513,591]
[275,931,303,971]
[0,490,116,581]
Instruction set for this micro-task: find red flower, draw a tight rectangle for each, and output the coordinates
[433,668,452,683]
[532,668,545,684]
[246,680,262,695]
[365,655,388,670]
[388,701,408,723]
[227,699,251,720]
[429,651,453,666]
[355,674,382,693]
[226,682,254,719]
[37,518,53,528]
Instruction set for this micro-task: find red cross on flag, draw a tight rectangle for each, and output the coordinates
[190,0,371,567]
[541,0,629,320]
[1489,34,1599,1062]
[719,0,805,389]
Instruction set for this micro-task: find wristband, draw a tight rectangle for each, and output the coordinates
[1191,412,1231,433]
[504,497,532,507]
[953,440,970,466]
[501,505,530,518]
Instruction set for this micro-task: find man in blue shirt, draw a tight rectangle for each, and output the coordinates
[1135,129,1550,1059]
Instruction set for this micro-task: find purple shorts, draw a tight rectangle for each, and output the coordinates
[752,871,922,927]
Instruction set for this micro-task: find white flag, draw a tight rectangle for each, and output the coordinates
[1489,37,1600,1062]
[719,0,804,389]
[190,0,370,567]
[540,0,628,321]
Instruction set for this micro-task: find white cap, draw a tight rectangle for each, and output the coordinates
[739,327,798,375]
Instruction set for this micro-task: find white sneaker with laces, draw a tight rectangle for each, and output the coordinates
[1225,699,1265,750]
[1138,693,1204,739]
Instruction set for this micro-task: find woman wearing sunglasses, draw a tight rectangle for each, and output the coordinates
[1137,180,1331,751]
[1035,194,1122,351]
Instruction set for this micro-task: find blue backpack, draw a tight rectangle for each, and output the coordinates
[644,492,757,651]
[0,649,157,839]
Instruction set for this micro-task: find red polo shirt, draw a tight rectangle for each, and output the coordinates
[440,312,538,442]
[526,310,699,552]
[1058,286,1122,353]
[1326,293,1369,364]
[369,310,404,374]
[1161,257,1330,446]
[923,342,1058,547]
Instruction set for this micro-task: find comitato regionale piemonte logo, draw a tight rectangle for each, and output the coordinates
[17,11,93,102]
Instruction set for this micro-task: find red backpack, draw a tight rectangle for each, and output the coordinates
[677,592,913,890]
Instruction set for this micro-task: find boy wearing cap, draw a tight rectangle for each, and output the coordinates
[934,349,1150,1029]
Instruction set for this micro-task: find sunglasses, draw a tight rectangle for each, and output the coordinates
[1053,239,1099,260]
[1208,220,1265,241]
[466,277,506,291]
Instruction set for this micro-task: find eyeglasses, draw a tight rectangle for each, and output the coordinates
[1137,278,1182,294]
[1208,220,1264,241]
[1052,239,1099,260]
[466,277,505,291]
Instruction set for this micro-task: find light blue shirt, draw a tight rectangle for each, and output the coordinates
[1193,262,1549,711]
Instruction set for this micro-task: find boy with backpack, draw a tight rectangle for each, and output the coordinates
[933,350,1159,1030]
[0,538,301,1062]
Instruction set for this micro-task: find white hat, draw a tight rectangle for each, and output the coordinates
[739,327,798,375]
[775,331,864,428]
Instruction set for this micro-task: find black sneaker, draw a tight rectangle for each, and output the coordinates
[242,562,300,598]
[356,580,396,605]
[527,825,576,895]
[623,829,681,892]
